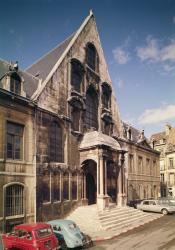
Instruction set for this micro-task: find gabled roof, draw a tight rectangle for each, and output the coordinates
[27,10,94,100]
[26,33,75,82]
[0,59,40,98]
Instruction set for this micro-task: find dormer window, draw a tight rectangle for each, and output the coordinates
[10,73,21,95]
[86,43,99,72]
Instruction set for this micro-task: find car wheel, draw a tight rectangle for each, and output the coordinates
[162,209,168,215]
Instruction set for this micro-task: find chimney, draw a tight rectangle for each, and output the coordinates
[165,124,171,136]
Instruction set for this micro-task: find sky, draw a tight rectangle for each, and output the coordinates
[1,0,175,137]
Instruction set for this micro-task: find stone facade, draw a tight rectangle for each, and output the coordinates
[0,81,36,232]
[32,13,125,220]
[118,124,160,204]
[0,11,160,231]
[151,124,175,197]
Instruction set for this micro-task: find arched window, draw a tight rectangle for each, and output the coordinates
[85,88,98,130]
[50,122,63,162]
[86,43,99,72]
[52,171,61,202]
[71,173,78,200]
[63,172,70,201]
[71,59,84,92]
[10,73,21,95]
[5,184,24,216]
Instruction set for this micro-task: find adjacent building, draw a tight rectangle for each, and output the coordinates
[151,124,175,197]
[120,123,160,203]
[0,61,39,232]
[0,11,160,232]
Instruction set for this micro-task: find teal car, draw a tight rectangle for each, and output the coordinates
[47,219,92,249]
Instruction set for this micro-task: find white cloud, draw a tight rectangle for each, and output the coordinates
[136,36,175,75]
[113,47,130,64]
[136,38,159,62]
[138,104,175,124]
[163,64,175,72]
[137,37,175,63]
[161,43,175,61]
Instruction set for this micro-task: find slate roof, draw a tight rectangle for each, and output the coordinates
[122,122,153,151]
[123,122,143,143]
[0,59,40,98]
[26,33,75,82]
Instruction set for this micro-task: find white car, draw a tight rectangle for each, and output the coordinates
[137,199,175,215]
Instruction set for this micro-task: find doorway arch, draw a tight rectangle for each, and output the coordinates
[82,159,97,205]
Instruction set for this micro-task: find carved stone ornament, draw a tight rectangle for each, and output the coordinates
[67,96,84,110]
[101,112,113,124]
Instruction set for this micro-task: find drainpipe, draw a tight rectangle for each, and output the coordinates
[33,106,37,223]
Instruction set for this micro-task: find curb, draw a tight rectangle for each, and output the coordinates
[92,214,163,242]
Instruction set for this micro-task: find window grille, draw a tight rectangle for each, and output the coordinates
[86,44,97,71]
[5,184,24,216]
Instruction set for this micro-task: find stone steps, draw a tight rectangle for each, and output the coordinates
[65,204,163,238]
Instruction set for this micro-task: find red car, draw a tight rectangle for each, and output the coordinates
[2,223,59,250]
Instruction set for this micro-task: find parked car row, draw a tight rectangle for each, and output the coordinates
[2,220,93,250]
[136,199,175,215]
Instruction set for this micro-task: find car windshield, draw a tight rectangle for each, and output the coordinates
[36,228,52,238]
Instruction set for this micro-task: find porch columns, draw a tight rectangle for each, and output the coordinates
[81,172,88,205]
[97,150,109,210]
[117,152,127,206]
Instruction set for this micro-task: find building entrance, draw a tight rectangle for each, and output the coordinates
[86,173,96,204]
[82,159,97,205]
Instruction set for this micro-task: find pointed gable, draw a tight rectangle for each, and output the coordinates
[26,33,75,82]
[27,11,95,100]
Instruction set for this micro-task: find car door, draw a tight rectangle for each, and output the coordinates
[142,200,150,211]
[149,200,158,212]
[22,231,34,250]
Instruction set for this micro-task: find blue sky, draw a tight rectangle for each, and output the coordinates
[1,0,175,137]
